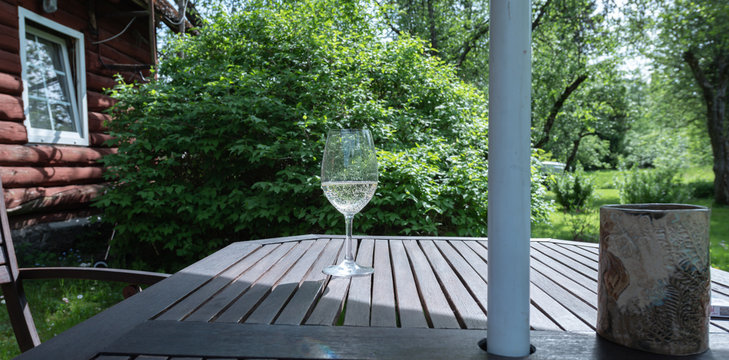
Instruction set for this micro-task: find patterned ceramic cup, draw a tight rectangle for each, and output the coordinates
[597,204,711,356]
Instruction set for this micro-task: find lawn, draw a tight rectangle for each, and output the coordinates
[532,166,729,271]
[0,279,126,358]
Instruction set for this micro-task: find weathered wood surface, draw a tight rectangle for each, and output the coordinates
[0,0,156,226]
[3,184,106,214]
[97,321,729,360]
[14,236,729,360]
[0,166,104,188]
[0,144,114,166]
[0,94,23,121]
[0,73,22,95]
[0,121,27,143]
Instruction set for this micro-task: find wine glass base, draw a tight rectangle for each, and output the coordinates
[323,259,374,277]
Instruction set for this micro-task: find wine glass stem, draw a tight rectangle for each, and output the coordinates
[344,214,355,261]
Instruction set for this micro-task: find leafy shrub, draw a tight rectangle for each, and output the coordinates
[551,169,595,211]
[95,0,550,269]
[615,166,687,204]
[689,180,714,199]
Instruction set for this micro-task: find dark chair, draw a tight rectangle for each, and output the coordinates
[0,179,169,352]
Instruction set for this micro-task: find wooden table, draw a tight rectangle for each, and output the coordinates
[16,235,729,359]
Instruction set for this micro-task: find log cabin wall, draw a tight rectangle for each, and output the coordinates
[0,0,154,230]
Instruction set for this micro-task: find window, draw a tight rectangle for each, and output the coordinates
[19,8,88,146]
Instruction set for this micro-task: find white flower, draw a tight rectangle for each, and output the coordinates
[77,294,83,299]
[62,297,69,304]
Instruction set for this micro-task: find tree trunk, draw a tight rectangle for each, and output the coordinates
[708,91,729,204]
[684,51,729,204]
[427,0,438,52]
[534,74,589,149]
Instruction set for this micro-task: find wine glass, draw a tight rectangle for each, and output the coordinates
[321,129,378,277]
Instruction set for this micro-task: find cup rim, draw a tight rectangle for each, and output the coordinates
[601,203,709,212]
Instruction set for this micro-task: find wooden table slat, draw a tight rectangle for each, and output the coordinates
[402,240,461,329]
[712,268,729,290]
[452,241,489,282]
[529,282,593,331]
[305,238,356,325]
[157,243,280,321]
[530,254,598,298]
[468,240,562,331]
[538,242,599,272]
[370,239,397,327]
[530,243,599,288]
[448,241,490,299]
[188,240,311,322]
[274,238,343,325]
[185,241,296,321]
[389,239,429,328]
[342,238,375,326]
[529,264,597,331]
[421,240,487,329]
[102,319,729,360]
[242,238,331,324]
[552,242,600,263]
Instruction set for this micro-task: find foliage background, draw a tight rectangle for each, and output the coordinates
[97,0,550,270]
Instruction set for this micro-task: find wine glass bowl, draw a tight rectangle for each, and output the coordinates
[321,129,377,277]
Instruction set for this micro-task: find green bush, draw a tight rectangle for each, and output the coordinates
[615,166,687,204]
[689,180,714,199]
[95,0,550,270]
[551,169,595,211]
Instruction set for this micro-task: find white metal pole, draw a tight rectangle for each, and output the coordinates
[487,0,532,357]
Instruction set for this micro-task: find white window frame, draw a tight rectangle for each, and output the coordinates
[19,7,88,146]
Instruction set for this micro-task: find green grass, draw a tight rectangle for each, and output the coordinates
[533,166,729,271]
[1,245,128,357]
[0,279,126,358]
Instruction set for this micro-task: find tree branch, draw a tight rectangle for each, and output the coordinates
[532,0,552,31]
[455,21,489,68]
[535,74,589,149]
[454,0,551,68]
[374,0,401,36]
[683,50,715,111]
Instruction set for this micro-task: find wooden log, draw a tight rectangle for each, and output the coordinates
[0,1,17,28]
[0,166,104,188]
[8,209,99,230]
[0,48,21,76]
[0,94,24,121]
[0,121,28,143]
[86,71,117,92]
[88,111,111,132]
[86,52,138,83]
[0,144,116,166]
[0,72,23,95]
[92,26,152,64]
[4,184,106,214]
[88,91,115,111]
[90,133,115,147]
[0,22,19,53]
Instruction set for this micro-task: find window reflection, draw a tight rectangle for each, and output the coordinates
[24,29,78,134]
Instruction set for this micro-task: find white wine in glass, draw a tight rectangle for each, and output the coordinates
[321,129,377,277]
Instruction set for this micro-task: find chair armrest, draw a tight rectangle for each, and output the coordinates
[18,267,169,285]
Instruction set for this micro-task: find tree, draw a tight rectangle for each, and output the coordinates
[96,0,553,269]
[628,0,729,203]
[379,0,628,170]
